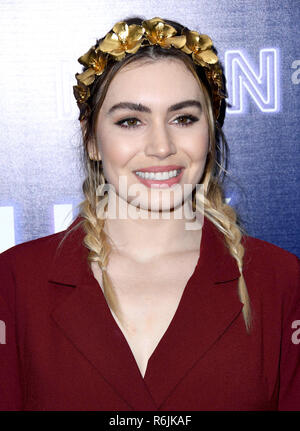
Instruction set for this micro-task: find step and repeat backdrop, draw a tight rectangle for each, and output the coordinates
[0,0,299,256]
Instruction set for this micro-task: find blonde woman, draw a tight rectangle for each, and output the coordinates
[0,17,299,411]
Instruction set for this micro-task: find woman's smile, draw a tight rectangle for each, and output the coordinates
[133,167,184,188]
[132,165,184,188]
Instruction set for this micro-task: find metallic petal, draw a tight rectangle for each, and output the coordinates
[162,35,186,49]
[142,17,177,41]
[146,32,157,45]
[192,53,207,67]
[73,84,90,103]
[110,47,127,56]
[183,29,200,51]
[142,17,165,33]
[184,29,213,53]
[83,51,107,74]
[76,69,96,86]
[197,49,218,64]
[99,32,122,52]
[127,24,145,42]
[197,34,213,51]
[158,22,177,39]
[181,44,193,54]
[78,47,96,67]
[126,40,143,54]
[113,22,129,42]
[110,51,126,61]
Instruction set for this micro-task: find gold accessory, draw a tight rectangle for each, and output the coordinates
[73,17,226,122]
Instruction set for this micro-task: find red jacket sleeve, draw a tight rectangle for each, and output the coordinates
[0,249,23,410]
[278,255,300,410]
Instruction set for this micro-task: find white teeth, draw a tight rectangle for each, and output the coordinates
[135,169,182,180]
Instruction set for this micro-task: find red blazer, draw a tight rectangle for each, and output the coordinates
[0,215,299,411]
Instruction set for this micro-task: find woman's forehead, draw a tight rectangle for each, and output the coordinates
[102,58,204,106]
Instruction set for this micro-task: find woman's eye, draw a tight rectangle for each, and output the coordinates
[173,115,199,126]
[115,117,141,128]
[115,114,198,129]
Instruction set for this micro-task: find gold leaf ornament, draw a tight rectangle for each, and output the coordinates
[142,17,186,49]
[76,48,107,86]
[209,64,224,92]
[182,29,218,67]
[78,46,97,67]
[99,22,145,60]
[73,83,90,103]
[73,17,226,122]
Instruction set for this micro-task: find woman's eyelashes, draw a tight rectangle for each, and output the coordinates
[114,114,199,129]
[173,115,199,127]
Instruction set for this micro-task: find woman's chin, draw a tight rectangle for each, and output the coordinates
[126,197,190,218]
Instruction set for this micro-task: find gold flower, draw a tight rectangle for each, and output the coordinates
[73,18,226,123]
[73,82,90,103]
[181,29,218,67]
[142,17,186,49]
[206,63,224,93]
[205,63,226,120]
[99,22,145,60]
[75,48,107,86]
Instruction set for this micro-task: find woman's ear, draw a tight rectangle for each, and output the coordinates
[80,120,102,161]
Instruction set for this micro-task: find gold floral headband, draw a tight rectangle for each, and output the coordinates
[73,17,226,123]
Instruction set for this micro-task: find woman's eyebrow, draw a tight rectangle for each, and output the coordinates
[106,99,202,116]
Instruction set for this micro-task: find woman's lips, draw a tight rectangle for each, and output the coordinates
[135,165,184,173]
[133,169,184,188]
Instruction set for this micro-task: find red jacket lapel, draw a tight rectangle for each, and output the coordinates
[143,216,243,407]
[48,215,243,410]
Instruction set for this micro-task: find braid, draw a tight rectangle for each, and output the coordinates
[194,177,252,333]
[78,162,126,327]
[190,87,253,333]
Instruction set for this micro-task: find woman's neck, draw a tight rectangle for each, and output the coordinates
[102,194,203,263]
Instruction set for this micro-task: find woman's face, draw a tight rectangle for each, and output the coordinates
[93,58,209,215]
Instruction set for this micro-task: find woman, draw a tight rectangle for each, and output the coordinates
[0,16,299,411]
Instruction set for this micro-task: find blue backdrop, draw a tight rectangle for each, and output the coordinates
[0,0,299,257]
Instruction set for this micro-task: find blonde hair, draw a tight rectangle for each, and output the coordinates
[60,20,252,333]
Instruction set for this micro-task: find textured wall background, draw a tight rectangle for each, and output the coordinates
[0,0,299,256]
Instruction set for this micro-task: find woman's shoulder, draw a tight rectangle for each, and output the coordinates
[0,230,64,268]
[242,236,300,277]
[0,218,86,310]
[240,233,299,307]
[0,216,83,269]
[241,233,299,271]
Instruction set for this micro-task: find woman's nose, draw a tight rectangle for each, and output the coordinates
[144,122,177,159]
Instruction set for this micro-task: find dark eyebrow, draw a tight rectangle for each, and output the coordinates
[106,99,202,116]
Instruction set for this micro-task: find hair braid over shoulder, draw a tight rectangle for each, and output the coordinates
[78,163,126,326]
[196,173,252,332]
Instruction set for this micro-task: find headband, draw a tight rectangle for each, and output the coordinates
[73,17,226,123]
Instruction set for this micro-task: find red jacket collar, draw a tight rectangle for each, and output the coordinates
[48,215,241,286]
